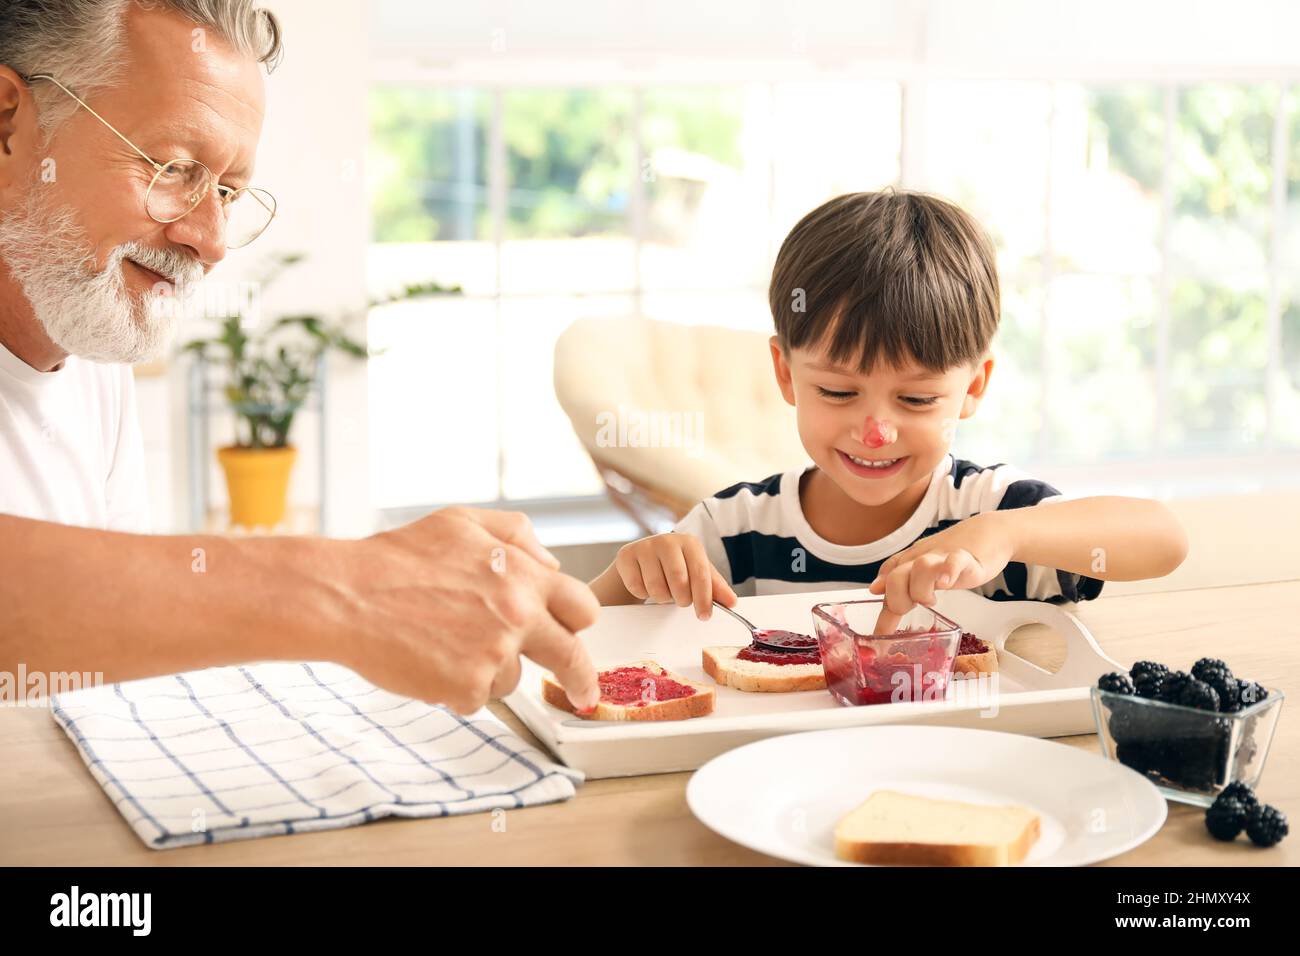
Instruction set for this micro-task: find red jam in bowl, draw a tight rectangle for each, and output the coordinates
[597,666,696,707]
[819,627,956,706]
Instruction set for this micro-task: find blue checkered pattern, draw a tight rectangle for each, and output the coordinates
[50,661,582,849]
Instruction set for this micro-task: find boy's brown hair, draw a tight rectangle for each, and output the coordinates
[769,190,1000,374]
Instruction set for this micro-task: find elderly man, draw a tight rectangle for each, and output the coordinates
[0,0,600,714]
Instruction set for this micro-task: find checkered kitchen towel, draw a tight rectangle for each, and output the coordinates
[49,661,582,849]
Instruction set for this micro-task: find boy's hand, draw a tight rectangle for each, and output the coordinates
[866,511,1016,635]
[612,533,737,619]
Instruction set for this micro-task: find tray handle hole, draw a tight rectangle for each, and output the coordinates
[1002,623,1065,675]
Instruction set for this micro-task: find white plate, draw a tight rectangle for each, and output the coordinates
[687,725,1167,866]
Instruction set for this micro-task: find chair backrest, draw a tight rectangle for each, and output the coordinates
[554,316,809,506]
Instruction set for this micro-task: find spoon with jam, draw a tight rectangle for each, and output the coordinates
[711,601,819,653]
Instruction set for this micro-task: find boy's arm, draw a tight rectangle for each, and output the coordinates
[589,562,639,605]
[590,499,730,607]
[869,495,1189,632]
[1000,496,1188,581]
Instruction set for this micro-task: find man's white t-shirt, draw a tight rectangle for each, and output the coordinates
[0,339,151,532]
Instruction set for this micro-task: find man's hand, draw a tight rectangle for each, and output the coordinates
[866,511,1016,635]
[328,507,600,714]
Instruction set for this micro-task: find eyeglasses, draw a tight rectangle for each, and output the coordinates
[25,73,276,249]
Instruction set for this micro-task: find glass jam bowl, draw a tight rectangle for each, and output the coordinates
[811,599,962,707]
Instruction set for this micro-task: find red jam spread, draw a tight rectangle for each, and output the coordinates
[737,644,822,666]
[736,628,821,666]
[597,666,696,707]
[958,632,988,655]
[821,627,955,706]
[751,628,818,649]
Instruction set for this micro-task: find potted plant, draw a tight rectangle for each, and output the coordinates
[182,253,457,530]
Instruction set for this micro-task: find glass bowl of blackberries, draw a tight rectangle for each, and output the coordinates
[1090,658,1284,807]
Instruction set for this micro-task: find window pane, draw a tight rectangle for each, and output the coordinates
[770,81,901,242]
[1167,281,1268,453]
[1166,85,1276,454]
[956,272,1045,465]
[368,87,495,295]
[368,296,499,507]
[1279,85,1300,449]
[1044,275,1158,461]
[639,288,770,332]
[1055,85,1163,275]
[925,81,1051,267]
[640,86,771,290]
[498,297,629,500]
[924,81,1050,468]
[500,90,635,294]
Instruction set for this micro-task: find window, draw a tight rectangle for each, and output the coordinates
[367,81,900,508]
[367,73,1298,512]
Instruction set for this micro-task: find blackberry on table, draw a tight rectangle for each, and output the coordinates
[1098,672,1135,695]
[1245,805,1289,848]
[1177,678,1221,712]
[1218,781,1258,807]
[1205,796,1249,841]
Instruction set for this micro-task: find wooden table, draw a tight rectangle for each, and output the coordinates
[2,579,1295,865]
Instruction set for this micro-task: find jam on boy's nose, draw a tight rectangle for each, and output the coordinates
[861,416,897,449]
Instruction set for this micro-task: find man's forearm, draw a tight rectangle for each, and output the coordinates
[1002,496,1189,581]
[0,515,345,687]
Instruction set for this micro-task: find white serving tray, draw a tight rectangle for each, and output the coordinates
[504,588,1122,779]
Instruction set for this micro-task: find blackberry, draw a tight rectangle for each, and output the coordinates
[1218,781,1258,808]
[1098,672,1135,695]
[1177,678,1221,712]
[1192,658,1233,683]
[1205,796,1249,841]
[1245,805,1289,848]
[1155,712,1231,791]
[1130,660,1168,681]
[1106,697,1145,744]
[1158,670,1191,704]
[1210,674,1243,713]
[1115,741,1158,776]
[1237,681,1268,708]
[1133,670,1165,700]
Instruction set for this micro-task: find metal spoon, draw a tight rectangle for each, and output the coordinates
[711,601,819,652]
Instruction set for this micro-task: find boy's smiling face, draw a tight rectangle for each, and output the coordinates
[771,336,994,509]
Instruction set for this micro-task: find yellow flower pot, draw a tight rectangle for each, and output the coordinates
[216,445,298,530]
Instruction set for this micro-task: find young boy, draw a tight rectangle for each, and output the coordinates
[589,191,1188,634]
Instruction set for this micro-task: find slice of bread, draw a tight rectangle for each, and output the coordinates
[542,660,714,721]
[953,646,999,677]
[954,634,999,677]
[834,790,1041,866]
[702,645,826,693]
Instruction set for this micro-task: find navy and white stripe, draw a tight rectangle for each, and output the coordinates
[49,661,582,850]
[673,453,1104,603]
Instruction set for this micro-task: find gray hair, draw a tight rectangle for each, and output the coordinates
[0,0,283,137]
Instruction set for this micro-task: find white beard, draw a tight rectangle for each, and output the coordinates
[0,184,204,365]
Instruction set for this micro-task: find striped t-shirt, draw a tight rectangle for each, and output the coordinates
[672,454,1104,603]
